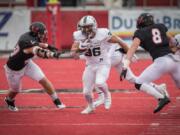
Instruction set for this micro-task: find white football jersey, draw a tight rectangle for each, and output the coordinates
[108,44,124,66]
[108,43,121,57]
[175,49,180,55]
[73,28,112,65]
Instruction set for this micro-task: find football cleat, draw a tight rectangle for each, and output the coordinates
[4,97,18,111]
[153,96,170,113]
[81,105,95,114]
[53,99,66,109]
[57,104,66,109]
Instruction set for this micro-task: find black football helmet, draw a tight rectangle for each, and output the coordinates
[29,22,48,42]
[136,13,154,29]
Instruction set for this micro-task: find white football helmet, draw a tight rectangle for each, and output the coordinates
[78,15,97,37]
[174,34,180,48]
[77,21,81,31]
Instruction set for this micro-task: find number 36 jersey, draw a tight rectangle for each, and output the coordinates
[133,23,173,60]
[73,28,112,65]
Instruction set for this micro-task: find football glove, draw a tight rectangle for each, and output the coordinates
[120,68,127,81]
[120,57,130,81]
[48,45,58,52]
[53,51,61,59]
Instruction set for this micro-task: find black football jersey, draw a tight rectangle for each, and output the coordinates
[133,23,173,60]
[7,32,39,70]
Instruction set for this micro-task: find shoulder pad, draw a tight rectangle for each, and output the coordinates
[73,30,86,41]
[98,28,111,36]
[96,28,112,41]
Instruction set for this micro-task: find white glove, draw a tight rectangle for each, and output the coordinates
[120,57,130,81]
[122,57,130,69]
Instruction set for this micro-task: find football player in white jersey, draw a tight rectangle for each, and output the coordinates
[90,44,138,107]
[71,15,129,114]
[79,43,169,108]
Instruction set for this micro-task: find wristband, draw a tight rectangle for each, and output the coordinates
[123,58,130,68]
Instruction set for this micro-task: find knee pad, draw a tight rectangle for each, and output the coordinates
[134,83,142,90]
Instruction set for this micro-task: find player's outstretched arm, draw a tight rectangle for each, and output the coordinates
[23,46,61,59]
[108,35,129,53]
[70,41,89,59]
[70,42,80,58]
[126,37,140,61]
[38,43,59,52]
[120,37,140,81]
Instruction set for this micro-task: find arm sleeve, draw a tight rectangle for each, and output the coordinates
[18,38,39,50]
[159,23,168,32]
[103,28,112,42]
[133,30,144,43]
[73,31,80,42]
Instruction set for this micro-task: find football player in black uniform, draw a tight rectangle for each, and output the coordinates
[121,13,180,113]
[4,22,66,111]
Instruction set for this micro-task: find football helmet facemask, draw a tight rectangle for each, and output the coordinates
[136,13,154,29]
[174,34,180,48]
[78,15,97,38]
[29,22,48,43]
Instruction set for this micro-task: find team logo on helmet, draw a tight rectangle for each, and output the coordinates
[29,22,48,42]
[136,13,154,29]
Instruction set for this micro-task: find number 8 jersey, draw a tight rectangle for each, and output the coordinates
[133,23,173,60]
[73,28,112,65]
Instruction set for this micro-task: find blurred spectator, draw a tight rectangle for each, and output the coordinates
[0,0,26,7]
[79,0,104,7]
[38,0,60,7]
[39,0,75,7]
[60,0,77,7]
[38,0,46,7]
[103,0,123,8]
[178,0,180,8]
[122,0,136,7]
[0,0,14,7]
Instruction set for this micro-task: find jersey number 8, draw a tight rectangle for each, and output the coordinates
[152,28,162,44]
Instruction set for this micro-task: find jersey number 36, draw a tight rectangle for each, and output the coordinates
[85,47,101,56]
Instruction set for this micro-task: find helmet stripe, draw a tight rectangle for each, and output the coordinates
[83,16,87,24]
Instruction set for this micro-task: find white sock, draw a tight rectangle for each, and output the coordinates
[140,83,164,99]
[50,92,58,101]
[150,83,167,95]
